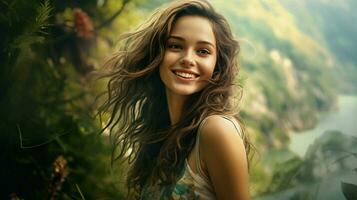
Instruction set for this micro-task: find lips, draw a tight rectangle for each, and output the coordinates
[171,69,199,79]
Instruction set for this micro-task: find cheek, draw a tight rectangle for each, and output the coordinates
[159,53,172,78]
[162,51,178,66]
[201,58,217,78]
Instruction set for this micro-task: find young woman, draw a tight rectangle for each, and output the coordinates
[100,0,252,199]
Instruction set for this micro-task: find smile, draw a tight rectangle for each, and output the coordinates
[172,70,199,80]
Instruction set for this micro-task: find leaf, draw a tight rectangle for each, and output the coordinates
[30,0,52,35]
[341,181,357,200]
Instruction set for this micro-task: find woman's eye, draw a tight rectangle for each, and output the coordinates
[167,44,182,49]
[197,49,210,55]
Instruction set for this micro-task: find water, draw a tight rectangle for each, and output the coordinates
[289,95,357,157]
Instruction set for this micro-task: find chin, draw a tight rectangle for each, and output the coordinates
[169,86,204,96]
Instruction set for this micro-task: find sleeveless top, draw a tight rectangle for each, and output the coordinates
[140,115,243,200]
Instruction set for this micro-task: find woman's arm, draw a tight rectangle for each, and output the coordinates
[200,115,250,200]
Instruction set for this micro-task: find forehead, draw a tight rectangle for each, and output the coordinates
[169,15,216,46]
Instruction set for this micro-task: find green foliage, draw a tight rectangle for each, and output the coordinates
[0,0,142,198]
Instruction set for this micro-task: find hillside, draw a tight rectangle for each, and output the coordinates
[210,0,337,147]
[279,0,357,93]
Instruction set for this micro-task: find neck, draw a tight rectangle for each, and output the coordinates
[165,89,188,125]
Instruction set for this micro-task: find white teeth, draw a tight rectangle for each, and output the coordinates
[175,71,196,79]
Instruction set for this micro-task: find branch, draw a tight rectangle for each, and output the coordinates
[17,124,73,149]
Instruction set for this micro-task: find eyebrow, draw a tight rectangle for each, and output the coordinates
[168,35,216,48]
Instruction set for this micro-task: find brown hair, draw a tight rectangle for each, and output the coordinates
[99,0,252,197]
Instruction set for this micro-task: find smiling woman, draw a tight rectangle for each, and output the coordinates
[99,0,253,199]
[160,15,217,99]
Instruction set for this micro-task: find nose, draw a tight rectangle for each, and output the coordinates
[179,50,195,67]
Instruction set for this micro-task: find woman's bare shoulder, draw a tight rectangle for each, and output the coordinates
[199,115,250,199]
[200,115,242,140]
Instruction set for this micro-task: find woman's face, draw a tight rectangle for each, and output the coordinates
[159,15,217,97]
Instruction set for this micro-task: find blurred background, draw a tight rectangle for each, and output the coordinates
[1,0,356,199]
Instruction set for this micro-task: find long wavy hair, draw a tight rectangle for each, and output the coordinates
[99,0,253,198]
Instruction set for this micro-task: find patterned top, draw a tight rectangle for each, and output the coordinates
[140,115,242,200]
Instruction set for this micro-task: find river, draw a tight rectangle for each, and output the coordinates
[289,95,357,157]
[262,95,357,200]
